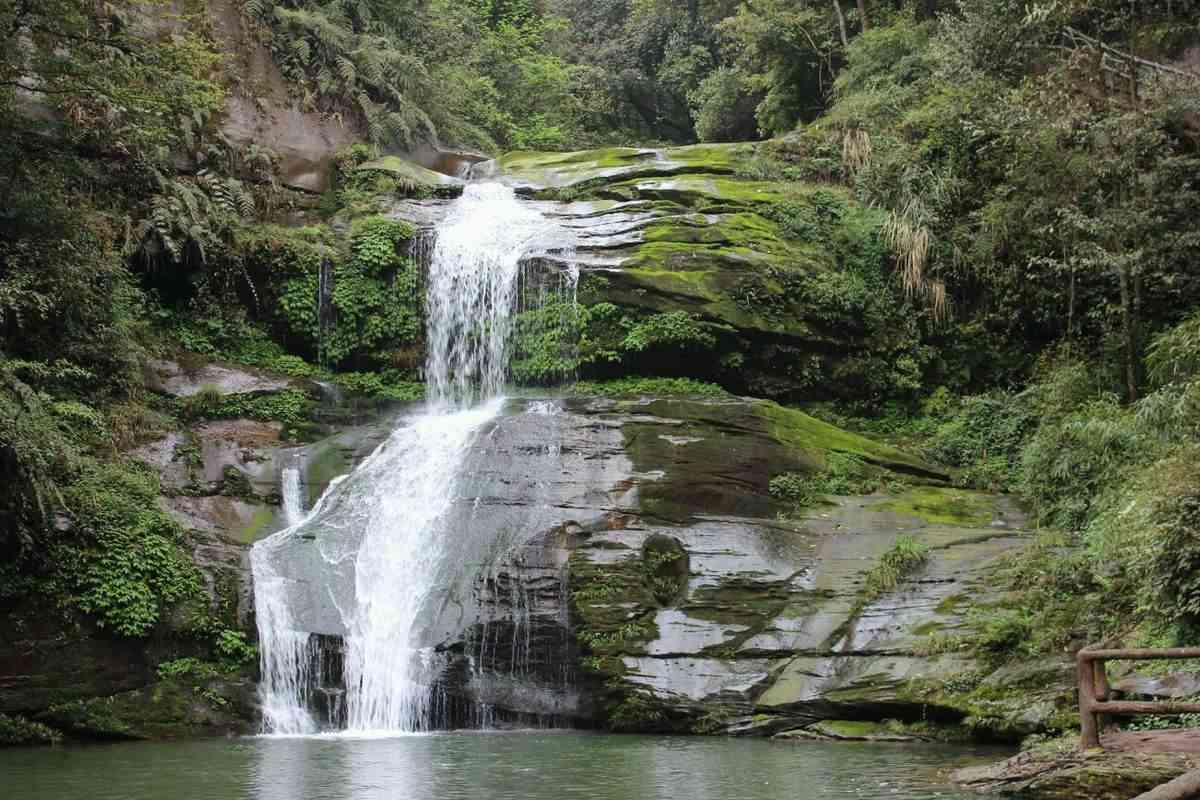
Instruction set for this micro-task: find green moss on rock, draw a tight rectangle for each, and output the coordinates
[758,401,945,479]
[869,487,995,527]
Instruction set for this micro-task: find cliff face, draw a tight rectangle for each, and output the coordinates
[400,395,1064,739]
[255,391,1068,740]
[207,0,361,192]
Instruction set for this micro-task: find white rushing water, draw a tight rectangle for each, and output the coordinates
[280,456,304,528]
[251,182,574,735]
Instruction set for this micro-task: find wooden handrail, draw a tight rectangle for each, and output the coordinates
[1078,647,1200,749]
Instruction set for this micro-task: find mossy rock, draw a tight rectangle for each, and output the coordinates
[953,740,1200,799]
[496,143,757,193]
[869,486,996,527]
[36,674,255,741]
[757,401,946,480]
[356,156,463,191]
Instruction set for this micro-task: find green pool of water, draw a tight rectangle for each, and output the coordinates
[1,732,1005,800]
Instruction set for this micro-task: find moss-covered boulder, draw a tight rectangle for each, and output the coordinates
[484,142,924,404]
[953,738,1200,799]
[355,156,464,194]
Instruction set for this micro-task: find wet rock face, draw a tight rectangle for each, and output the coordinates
[457,396,1033,734]
[264,393,1037,734]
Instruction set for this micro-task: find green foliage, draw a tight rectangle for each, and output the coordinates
[641,537,687,606]
[181,390,315,428]
[214,629,257,665]
[0,713,61,746]
[509,297,587,384]
[1018,396,1141,531]
[570,377,728,398]
[621,312,717,352]
[156,657,219,681]
[510,300,726,386]
[55,461,202,637]
[923,393,1036,491]
[606,691,669,732]
[1147,311,1200,388]
[861,535,929,600]
[277,216,420,368]
[335,372,425,402]
[769,452,893,510]
[689,66,755,142]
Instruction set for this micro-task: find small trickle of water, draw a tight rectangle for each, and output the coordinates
[280,455,304,527]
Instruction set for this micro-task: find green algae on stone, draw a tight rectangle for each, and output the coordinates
[869,486,995,527]
[236,505,277,544]
[757,401,946,479]
[36,674,254,740]
[355,156,460,189]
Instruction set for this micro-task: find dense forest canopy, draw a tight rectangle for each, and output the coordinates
[3,0,1200,691]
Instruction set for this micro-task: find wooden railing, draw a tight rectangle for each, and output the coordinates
[1078,647,1200,749]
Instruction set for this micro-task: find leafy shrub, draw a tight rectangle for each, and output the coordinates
[0,713,61,746]
[923,393,1035,491]
[689,66,755,142]
[181,389,315,428]
[570,377,728,398]
[509,298,587,384]
[1018,397,1141,530]
[621,312,717,352]
[277,216,420,368]
[862,535,929,599]
[214,629,257,664]
[770,452,891,510]
[335,372,424,402]
[56,461,202,636]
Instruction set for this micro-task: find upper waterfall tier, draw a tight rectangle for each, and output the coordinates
[424,182,575,406]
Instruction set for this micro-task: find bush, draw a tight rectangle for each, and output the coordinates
[0,713,61,746]
[56,461,202,637]
[689,67,756,143]
[571,377,728,398]
[862,535,929,599]
[924,392,1035,491]
[1018,397,1141,530]
[770,453,892,510]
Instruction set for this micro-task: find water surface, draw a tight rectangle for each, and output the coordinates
[2,732,1003,800]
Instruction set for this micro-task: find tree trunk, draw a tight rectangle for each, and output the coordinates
[1066,260,1076,348]
[1118,262,1138,403]
[857,0,869,31]
[832,0,848,47]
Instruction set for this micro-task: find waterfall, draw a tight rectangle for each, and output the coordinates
[425,183,563,406]
[280,455,304,528]
[251,182,574,735]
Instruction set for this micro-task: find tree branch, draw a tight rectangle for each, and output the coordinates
[27,24,148,63]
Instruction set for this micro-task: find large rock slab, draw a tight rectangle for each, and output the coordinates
[256,392,1038,733]
[954,742,1200,799]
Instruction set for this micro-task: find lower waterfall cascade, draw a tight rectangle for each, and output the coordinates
[251,181,577,735]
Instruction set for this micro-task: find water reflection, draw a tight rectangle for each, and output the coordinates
[3,732,1005,800]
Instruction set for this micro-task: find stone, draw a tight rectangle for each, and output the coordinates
[259,393,1030,734]
[953,743,1200,799]
[145,359,297,398]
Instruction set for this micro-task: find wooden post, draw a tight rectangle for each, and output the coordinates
[1094,659,1110,738]
[1079,651,1100,749]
